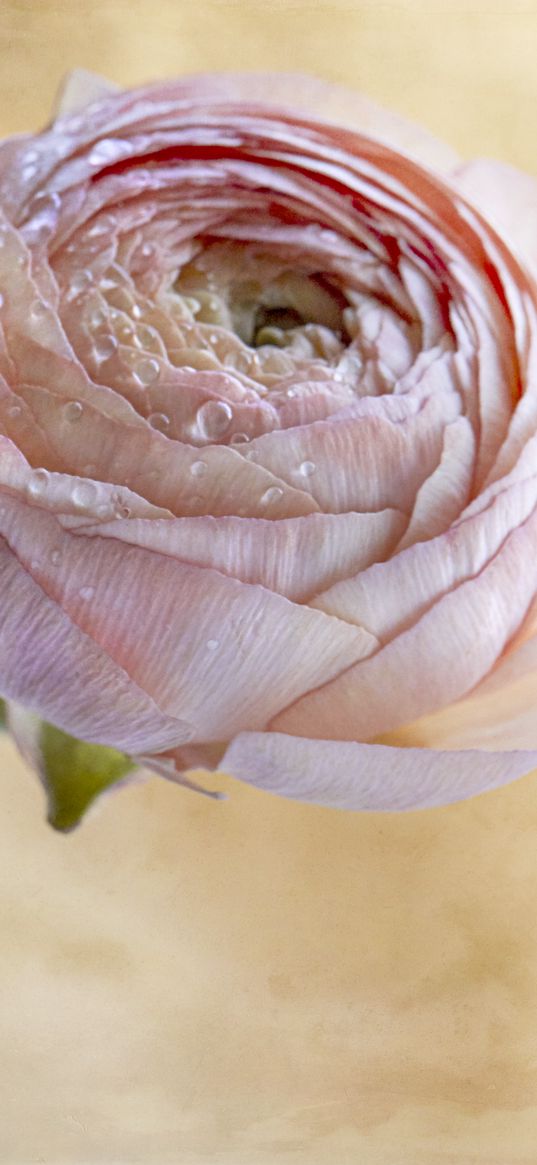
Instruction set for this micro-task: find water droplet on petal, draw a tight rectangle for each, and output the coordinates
[63,400,83,423]
[140,242,154,258]
[148,411,170,432]
[131,303,142,320]
[27,468,49,498]
[197,399,233,441]
[113,499,132,519]
[88,305,106,329]
[298,460,316,477]
[94,333,118,361]
[88,138,129,167]
[72,481,97,509]
[190,460,207,477]
[229,432,250,445]
[87,214,116,237]
[21,162,38,182]
[79,585,95,601]
[27,190,61,218]
[7,403,21,418]
[260,486,284,506]
[23,220,54,246]
[29,299,51,320]
[134,356,160,386]
[50,549,61,566]
[206,639,219,651]
[67,269,93,301]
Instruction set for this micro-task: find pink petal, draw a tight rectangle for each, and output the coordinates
[0,495,377,744]
[0,539,186,753]
[53,69,120,118]
[218,731,537,811]
[380,604,537,754]
[313,467,537,639]
[453,159,537,281]
[245,390,460,514]
[73,508,407,602]
[273,503,537,741]
[395,417,475,549]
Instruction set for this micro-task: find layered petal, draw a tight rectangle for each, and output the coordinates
[218,732,537,811]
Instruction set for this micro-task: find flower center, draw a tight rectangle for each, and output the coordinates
[173,245,350,360]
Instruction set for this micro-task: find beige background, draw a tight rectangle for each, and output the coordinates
[2,2,537,1162]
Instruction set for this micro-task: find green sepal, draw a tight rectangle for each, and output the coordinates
[40,721,133,832]
[0,699,6,730]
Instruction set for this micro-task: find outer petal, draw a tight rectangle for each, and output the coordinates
[378,614,537,754]
[218,731,537,811]
[272,504,537,741]
[74,509,407,603]
[53,69,460,173]
[0,539,187,753]
[453,159,537,280]
[169,73,461,173]
[0,495,377,744]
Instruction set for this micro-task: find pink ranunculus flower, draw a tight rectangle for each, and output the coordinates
[2,68,537,822]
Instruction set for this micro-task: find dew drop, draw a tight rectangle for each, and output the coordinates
[197,399,233,441]
[87,214,115,237]
[148,411,170,432]
[209,333,218,344]
[88,138,129,167]
[115,504,131,519]
[7,403,21,418]
[24,220,54,246]
[63,400,83,423]
[93,333,118,361]
[21,162,38,182]
[79,585,95,601]
[29,299,51,320]
[131,303,142,320]
[229,432,250,445]
[50,549,61,566]
[260,486,284,506]
[88,305,106,329]
[298,460,316,477]
[72,481,97,508]
[140,242,154,258]
[67,269,93,300]
[190,460,207,477]
[134,356,160,386]
[27,468,49,498]
[233,351,253,375]
[27,190,61,218]
[206,639,220,651]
